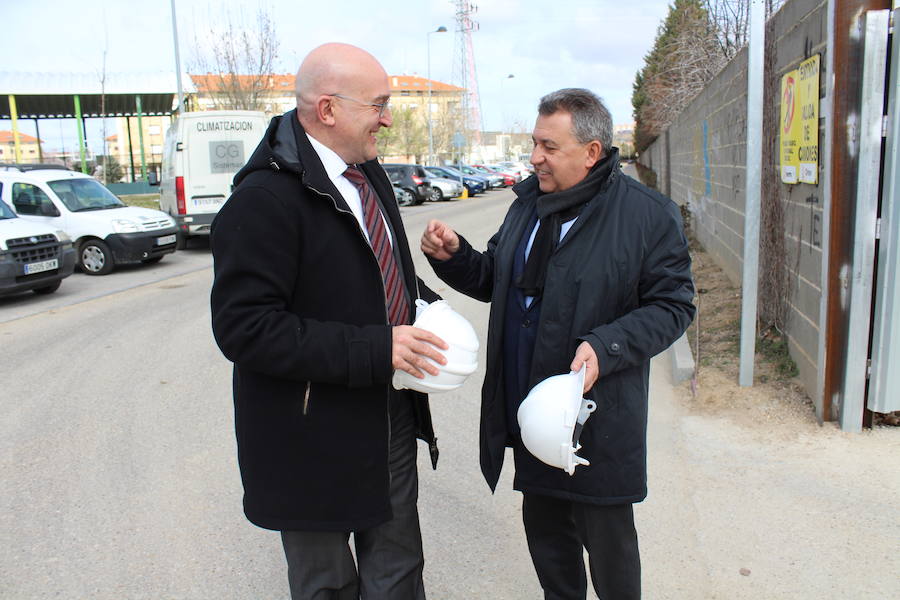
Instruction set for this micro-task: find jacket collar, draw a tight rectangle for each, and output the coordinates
[510,147,622,252]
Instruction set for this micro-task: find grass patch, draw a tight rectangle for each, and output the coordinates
[120,194,160,210]
[757,330,800,378]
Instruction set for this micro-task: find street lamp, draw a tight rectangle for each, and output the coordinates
[500,74,515,159]
[427,26,448,166]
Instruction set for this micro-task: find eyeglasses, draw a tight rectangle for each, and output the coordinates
[329,94,392,118]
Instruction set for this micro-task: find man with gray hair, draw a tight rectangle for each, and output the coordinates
[422,88,695,598]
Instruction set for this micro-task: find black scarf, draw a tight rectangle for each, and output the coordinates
[516,150,617,298]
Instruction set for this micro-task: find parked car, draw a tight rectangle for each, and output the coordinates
[498,161,533,180]
[456,165,498,190]
[381,164,433,206]
[0,196,76,296]
[472,164,517,186]
[392,184,414,207]
[467,165,509,188]
[427,176,464,201]
[425,166,486,196]
[0,165,178,276]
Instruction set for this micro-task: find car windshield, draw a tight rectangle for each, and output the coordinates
[47,178,125,212]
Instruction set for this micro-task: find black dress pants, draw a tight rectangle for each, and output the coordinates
[280,392,425,600]
[522,492,641,600]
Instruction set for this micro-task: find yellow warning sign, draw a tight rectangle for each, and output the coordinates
[797,54,820,184]
[780,69,800,184]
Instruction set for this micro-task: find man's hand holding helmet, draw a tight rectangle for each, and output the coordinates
[392,326,448,379]
[570,341,599,393]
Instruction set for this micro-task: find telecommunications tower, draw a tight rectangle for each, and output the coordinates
[451,0,483,155]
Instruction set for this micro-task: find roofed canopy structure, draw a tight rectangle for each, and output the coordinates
[0,72,190,177]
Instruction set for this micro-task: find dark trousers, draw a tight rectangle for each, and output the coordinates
[522,493,641,600]
[281,393,425,600]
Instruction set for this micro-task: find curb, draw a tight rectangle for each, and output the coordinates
[669,332,695,383]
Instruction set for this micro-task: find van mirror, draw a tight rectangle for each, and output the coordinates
[148,172,159,186]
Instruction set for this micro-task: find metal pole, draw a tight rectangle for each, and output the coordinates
[815,0,837,421]
[739,0,765,386]
[170,0,185,114]
[427,26,447,166]
[74,95,87,174]
[34,119,43,162]
[8,95,20,163]
[136,96,147,181]
[126,116,137,182]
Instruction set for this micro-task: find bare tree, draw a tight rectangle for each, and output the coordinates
[378,106,427,163]
[431,106,461,165]
[703,0,787,59]
[639,1,724,141]
[191,6,279,111]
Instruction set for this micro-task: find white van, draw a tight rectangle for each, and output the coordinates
[0,166,177,276]
[157,110,269,247]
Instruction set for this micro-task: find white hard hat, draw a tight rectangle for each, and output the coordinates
[392,299,479,394]
[517,364,597,475]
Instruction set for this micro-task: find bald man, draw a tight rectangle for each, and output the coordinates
[211,43,446,599]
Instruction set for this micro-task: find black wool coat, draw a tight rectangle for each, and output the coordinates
[210,110,439,531]
[430,154,695,505]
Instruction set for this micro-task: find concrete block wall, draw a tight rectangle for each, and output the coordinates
[641,0,829,399]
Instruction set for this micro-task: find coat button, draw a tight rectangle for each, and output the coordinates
[522,319,531,328]
[610,342,620,352]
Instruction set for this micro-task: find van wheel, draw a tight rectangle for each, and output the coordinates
[33,281,61,294]
[176,233,188,250]
[79,239,114,276]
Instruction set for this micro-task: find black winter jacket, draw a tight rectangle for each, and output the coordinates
[430,154,694,505]
[210,110,439,531]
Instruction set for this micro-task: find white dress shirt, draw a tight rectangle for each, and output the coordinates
[305,133,392,245]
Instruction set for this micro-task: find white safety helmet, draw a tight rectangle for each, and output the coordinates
[517,364,597,475]
[392,299,479,394]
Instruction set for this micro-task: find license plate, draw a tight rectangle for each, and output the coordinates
[156,234,177,246]
[24,259,58,275]
[192,197,224,207]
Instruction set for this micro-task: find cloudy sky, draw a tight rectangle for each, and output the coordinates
[1,0,671,151]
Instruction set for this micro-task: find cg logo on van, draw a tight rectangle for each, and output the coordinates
[209,141,246,174]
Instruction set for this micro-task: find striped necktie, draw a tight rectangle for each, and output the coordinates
[344,165,410,326]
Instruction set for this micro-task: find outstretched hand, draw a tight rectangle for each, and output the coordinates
[421,219,460,261]
[392,325,449,379]
[570,341,600,393]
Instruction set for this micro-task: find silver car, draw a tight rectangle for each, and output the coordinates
[428,176,464,201]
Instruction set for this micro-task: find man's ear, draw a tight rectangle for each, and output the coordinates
[585,141,603,168]
[316,96,337,126]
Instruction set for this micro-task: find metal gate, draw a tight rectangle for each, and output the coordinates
[841,8,900,430]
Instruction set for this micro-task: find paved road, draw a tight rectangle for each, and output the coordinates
[1,190,539,599]
[4,182,897,599]
[0,239,214,324]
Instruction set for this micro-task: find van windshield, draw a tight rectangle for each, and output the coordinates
[0,199,15,220]
[47,178,125,212]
